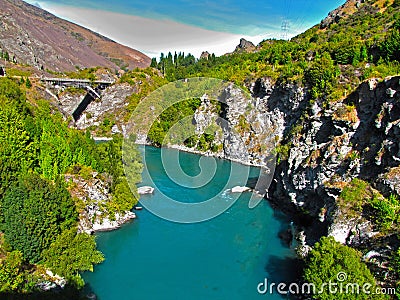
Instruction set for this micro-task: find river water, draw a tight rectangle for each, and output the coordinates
[83,146,296,300]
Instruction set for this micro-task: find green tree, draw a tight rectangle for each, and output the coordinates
[371,194,400,231]
[150,57,157,68]
[303,236,384,300]
[0,79,35,197]
[0,251,27,293]
[42,228,104,288]
[305,52,340,99]
[1,175,77,263]
[25,77,32,89]
[380,29,400,62]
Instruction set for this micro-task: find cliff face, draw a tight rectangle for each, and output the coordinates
[263,77,399,238]
[187,75,399,249]
[0,0,150,72]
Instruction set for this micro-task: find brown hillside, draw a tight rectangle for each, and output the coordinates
[0,0,150,72]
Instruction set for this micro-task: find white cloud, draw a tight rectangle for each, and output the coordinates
[29,2,275,58]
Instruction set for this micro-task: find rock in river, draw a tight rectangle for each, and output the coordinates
[138,186,155,195]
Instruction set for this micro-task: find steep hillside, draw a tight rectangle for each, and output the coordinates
[0,0,150,72]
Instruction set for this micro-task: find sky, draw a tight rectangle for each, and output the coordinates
[24,0,346,58]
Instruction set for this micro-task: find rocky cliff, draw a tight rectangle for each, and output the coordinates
[249,76,400,286]
[262,76,399,240]
[66,172,136,234]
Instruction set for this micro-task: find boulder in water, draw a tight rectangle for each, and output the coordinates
[138,186,155,195]
[231,186,251,193]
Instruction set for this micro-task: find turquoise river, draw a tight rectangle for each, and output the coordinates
[83,146,297,299]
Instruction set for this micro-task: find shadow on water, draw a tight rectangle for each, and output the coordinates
[265,255,304,284]
[266,209,296,249]
[265,255,305,299]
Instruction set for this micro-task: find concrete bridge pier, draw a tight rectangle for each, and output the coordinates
[72,84,107,121]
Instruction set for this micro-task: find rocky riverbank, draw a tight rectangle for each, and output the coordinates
[65,172,136,234]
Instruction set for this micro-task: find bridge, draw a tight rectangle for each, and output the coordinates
[42,77,115,122]
[42,77,114,89]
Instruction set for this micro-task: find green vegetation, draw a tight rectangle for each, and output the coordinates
[1,174,77,264]
[120,68,168,117]
[150,1,400,100]
[371,194,400,231]
[66,67,100,81]
[42,228,104,288]
[148,98,202,146]
[0,77,142,295]
[0,250,30,293]
[0,50,10,62]
[303,236,385,300]
[337,178,400,232]
[152,52,198,81]
[274,142,292,162]
[99,135,142,216]
[5,69,32,78]
[304,52,340,100]
[338,178,370,217]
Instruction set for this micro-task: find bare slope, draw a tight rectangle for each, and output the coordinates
[0,0,150,72]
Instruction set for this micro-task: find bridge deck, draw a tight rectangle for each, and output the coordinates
[42,77,115,85]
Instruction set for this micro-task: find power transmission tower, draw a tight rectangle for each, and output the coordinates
[281,20,290,40]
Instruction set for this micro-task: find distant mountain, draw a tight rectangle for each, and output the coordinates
[0,0,151,72]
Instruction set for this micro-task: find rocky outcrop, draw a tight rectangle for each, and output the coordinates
[173,80,304,169]
[91,211,136,232]
[378,166,400,196]
[66,172,136,234]
[234,38,256,53]
[36,270,66,292]
[74,83,136,131]
[320,0,366,29]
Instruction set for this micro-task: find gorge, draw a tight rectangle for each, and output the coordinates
[83,146,298,300]
[0,0,400,299]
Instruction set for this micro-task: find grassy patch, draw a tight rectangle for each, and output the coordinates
[338,178,371,217]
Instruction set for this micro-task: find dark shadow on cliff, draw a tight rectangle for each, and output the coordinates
[267,160,330,246]
[253,78,309,138]
[348,77,400,181]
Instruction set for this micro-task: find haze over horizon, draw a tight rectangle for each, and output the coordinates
[23,0,346,58]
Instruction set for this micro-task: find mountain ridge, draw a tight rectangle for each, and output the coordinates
[0,0,151,72]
